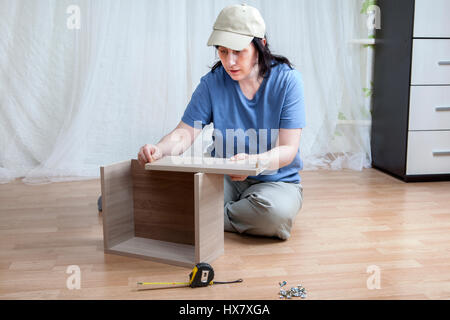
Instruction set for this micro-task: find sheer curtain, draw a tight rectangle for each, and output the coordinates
[0,0,371,184]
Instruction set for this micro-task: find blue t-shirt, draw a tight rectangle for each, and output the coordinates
[181,61,306,183]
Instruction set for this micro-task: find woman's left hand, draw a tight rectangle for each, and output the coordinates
[228,153,258,181]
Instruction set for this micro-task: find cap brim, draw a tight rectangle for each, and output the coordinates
[207,29,253,51]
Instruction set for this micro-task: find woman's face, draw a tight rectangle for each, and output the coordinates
[217,43,259,82]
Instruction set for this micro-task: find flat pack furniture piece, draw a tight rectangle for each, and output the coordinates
[100,156,266,268]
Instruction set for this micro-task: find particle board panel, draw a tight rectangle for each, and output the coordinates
[131,160,195,245]
[194,173,224,263]
[145,156,265,176]
[106,237,195,268]
[100,160,134,249]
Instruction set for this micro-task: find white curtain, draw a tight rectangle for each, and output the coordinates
[0,0,371,184]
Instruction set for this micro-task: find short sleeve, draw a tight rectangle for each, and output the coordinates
[279,70,306,129]
[181,77,212,129]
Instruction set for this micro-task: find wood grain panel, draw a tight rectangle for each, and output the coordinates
[194,173,224,263]
[145,156,265,176]
[107,237,195,268]
[131,160,195,245]
[100,160,134,249]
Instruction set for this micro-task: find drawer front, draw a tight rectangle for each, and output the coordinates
[406,131,450,175]
[409,86,450,130]
[414,0,450,38]
[411,39,450,85]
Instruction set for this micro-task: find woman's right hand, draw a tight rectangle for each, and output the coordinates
[137,144,163,167]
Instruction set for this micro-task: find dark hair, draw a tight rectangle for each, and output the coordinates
[211,36,294,79]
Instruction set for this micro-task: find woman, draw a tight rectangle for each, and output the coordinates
[137,4,306,240]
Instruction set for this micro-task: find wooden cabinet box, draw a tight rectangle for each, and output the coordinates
[100,157,263,268]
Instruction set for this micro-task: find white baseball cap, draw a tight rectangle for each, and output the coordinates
[207,4,266,51]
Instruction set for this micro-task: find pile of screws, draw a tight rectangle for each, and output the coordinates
[278,281,307,299]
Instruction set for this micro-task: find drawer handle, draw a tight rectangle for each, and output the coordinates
[438,61,450,66]
[435,106,450,112]
[432,150,450,156]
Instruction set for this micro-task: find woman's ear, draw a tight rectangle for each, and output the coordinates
[262,38,267,46]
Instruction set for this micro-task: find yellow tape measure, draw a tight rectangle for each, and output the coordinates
[137,263,242,290]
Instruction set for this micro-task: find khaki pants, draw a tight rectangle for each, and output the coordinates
[224,174,304,240]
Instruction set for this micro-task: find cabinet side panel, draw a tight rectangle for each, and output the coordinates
[195,173,224,263]
[131,160,195,245]
[100,160,135,249]
[371,0,415,178]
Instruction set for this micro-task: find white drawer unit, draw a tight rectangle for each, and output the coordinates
[407,131,450,175]
[411,39,450,85]
[408,1,450,178]
[372,0,450,182]
[414,0,450,38]
[409,86,450,131]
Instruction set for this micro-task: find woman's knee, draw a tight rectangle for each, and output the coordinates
[246,193,299,239]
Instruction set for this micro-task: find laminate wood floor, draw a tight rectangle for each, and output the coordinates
[0,168,449,300]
